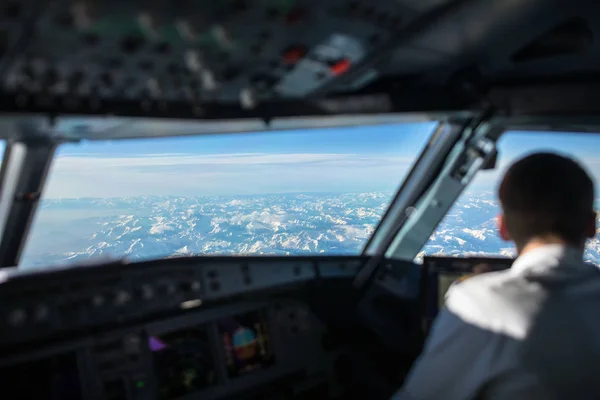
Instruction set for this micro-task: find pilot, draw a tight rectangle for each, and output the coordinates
[392,152,600,400]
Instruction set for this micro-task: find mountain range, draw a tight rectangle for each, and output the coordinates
[419,191,600,265]
[20,191,600,268]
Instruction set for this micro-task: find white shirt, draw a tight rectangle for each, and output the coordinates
[392,244,600,400]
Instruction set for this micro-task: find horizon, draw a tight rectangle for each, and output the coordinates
[0,123,598,199]
[40,190,394,201]
[38,122,437,198]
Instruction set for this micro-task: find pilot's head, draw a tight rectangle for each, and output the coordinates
[497,152,596,252]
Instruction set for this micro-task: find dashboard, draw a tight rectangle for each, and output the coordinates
[0,256,375,400]
[1,300,330,400]
[0,255,513,399]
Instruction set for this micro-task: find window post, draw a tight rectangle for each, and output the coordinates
[0,138,56,268]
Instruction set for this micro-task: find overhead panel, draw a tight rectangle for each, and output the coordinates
[0,0,447,115]
[0,0,597,123]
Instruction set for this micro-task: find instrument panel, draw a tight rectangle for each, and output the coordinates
[0,256,367,400]
[0,299,333,400]
[0,256,363,345]
[0,254,517,399]
[0,0,438,118]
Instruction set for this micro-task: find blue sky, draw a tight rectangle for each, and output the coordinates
[58,122,435,157]
[42,122,437,198]
[2,125,599,199]
[468,131,600,192]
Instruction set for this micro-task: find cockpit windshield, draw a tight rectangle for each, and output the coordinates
[421,130,600,265]
[20,122,436,269]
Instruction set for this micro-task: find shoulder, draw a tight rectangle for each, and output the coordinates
[445,270,541,339]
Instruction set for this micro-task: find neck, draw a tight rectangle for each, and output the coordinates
[518,235,584,257]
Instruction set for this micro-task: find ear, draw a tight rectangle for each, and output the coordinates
[497,214,511,241]
[585,211,597,239]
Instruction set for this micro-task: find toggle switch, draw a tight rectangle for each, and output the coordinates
[329,58,351,76]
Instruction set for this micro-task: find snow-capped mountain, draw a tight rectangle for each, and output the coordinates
[21,193,389,268]
[420,191,600,265]
[420,192,514,259]
[21,191,600,269]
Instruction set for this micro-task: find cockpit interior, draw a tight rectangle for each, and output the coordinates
[1,0,600,399]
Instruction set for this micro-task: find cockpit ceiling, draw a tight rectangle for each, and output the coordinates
[0,0,448,103]
[0,0,598,125]
[385,0,600,86]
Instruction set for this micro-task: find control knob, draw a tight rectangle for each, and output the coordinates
[7,309,26,326]
[114,290,131,306]
[141,284,154,299]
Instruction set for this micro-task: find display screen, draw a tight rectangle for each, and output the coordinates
[437,262,507,309]
[437,271,477,310]
[150,328,217,399]
[423,256,513,329]
[218,310,275,378]
[0,352,83,399]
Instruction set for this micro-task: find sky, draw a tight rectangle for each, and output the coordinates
[468,131,600,193]
[40,122,437,198]
[2,125,600,199]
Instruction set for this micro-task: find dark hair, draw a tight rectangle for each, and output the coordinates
[498,152,595,247]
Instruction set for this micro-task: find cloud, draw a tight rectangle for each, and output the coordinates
[53,153,360,169]
[44,152,415,198]
[53,153,415,168]
[44,143,600,200]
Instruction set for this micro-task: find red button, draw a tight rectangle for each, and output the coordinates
[283,46,307,64]
[330,59,351,76]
